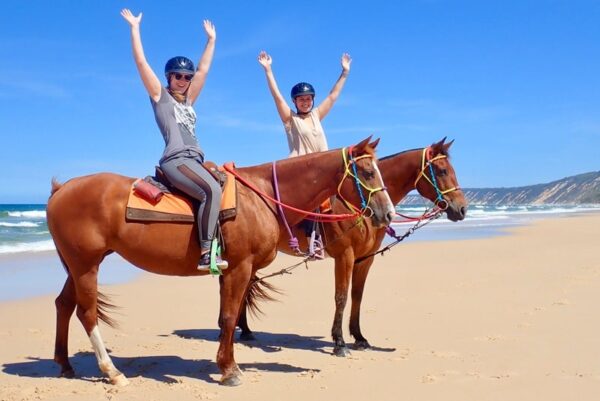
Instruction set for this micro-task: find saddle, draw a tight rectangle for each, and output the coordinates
[125,162,237,223]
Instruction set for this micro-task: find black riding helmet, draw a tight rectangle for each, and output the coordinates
[290,82,315,99]
[164,56,195,79]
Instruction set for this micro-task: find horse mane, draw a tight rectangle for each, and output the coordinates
[380,148,419,161]
[379,141,451,162]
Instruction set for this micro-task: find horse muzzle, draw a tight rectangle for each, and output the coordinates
[444,200,467,222]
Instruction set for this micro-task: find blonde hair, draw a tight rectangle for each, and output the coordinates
[168,88,186,103]
[167,74,187,103]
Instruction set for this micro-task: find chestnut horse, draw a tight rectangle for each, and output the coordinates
[236,138,468,356]
[46,138,396,386]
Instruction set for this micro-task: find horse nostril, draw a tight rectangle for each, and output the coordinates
[386,211,395,223]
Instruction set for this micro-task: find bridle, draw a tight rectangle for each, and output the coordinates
[414,147,459,210]
[337,146,388,218]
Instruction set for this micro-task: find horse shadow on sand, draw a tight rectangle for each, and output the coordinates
[2,329,394,384]
[2,350,314,385]
[172,328,396,354]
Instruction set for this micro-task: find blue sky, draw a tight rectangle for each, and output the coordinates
[1,1,599,203]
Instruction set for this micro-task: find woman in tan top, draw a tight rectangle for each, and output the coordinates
[258,51,352,157]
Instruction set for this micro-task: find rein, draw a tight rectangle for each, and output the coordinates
[223,147,376,223]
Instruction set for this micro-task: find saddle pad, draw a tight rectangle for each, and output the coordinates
[126,166,237,223]
[126,188,195,222]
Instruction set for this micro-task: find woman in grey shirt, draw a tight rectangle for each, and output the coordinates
[121,9,226,270]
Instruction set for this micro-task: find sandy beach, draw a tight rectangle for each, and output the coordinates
[1,213,600,401]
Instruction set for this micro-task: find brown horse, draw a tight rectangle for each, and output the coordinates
[236,138,468,356]
[46,137,396,386]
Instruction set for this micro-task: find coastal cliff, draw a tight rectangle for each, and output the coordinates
[400,171,600,205]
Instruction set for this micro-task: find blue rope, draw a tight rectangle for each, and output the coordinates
[428,162,444,202]
[350,153,368,209]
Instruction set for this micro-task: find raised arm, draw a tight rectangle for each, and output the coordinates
[316,53,352,120]
[120,9,162,102]
[258,51,292,124]
[187,20,216,105]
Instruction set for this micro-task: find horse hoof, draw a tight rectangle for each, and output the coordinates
[239,331,256,342]
[110,374,130,386]
[333,346,351,357]
[353,340,371,350]
[59,368,75,378]
[220,374,242,386]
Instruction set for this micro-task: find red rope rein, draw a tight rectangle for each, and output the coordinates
[222,163,363,223]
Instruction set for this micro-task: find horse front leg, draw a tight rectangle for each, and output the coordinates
[217,262,252,386]
[218,296,255,341]
[331,249,354,357]
[349,257,375,350]
[54,275,76,377]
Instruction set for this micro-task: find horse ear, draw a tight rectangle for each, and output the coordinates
[430,137,447,154]
[352,135,374,155]
[443,138,454,154]
[369,137,381,149]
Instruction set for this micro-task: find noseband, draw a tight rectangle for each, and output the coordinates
[414,147,459,210]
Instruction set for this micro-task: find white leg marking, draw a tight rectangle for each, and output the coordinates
[89,326,129,386]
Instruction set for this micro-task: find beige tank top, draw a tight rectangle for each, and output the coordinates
[284,109,329,157]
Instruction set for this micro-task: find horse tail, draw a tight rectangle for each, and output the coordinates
[97,291,119,329]
[50,177,63,197]
[245,275,284,317]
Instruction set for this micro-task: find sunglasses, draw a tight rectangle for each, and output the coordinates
[173,73,193,82]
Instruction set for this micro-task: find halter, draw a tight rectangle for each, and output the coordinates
[336,146,387,218]
[413,147,459,210]
[269,146,387,256]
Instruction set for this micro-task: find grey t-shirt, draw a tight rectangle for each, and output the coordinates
[151,87,204,163]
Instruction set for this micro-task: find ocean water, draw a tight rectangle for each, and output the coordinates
[0,204,139,301]
[0,202,599,301]
[391,203,600,242]
[0,204,53,254]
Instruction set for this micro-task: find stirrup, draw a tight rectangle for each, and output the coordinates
[197,239,228,274]
[308,231,325,260]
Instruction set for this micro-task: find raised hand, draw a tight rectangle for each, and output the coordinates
[341,53,352,73]
[120,8,142,28]
[258,51,273,70]
[203,20,216,41]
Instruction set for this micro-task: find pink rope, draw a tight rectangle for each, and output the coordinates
[272,161,302,254]
[223,163,361,222]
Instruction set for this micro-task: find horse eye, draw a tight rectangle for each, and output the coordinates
[437,168,448,177]
[362,170,375,180]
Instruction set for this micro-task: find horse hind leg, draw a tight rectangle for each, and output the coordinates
[71,262,129,386]
[236,305,256,341]
[54,275,76,377]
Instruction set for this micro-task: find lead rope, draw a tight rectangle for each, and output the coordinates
[272,161,302,254]
[354,206,444,263]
